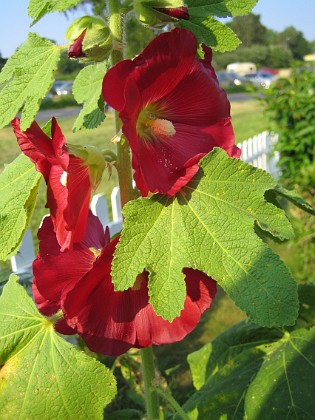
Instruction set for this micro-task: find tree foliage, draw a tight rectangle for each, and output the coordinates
[227,13,267,47]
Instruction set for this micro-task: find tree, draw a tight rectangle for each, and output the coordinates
[277,26,311,60]
[228,13,267,47]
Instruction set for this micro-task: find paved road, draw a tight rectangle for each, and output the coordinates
[34,93,253,121]
[35,107,81,121]
[228,93,255,102]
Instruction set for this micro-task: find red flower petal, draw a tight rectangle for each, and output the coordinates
[103,28,197,113]
[153,7,189,20]
[68,30,87,58]
[33,212,103,306]
[12,117,92,249]
[103,28,240,197]
[34,212,217,356]
[32,278,76,336]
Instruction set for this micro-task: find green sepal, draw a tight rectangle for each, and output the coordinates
[67,144,105,189]
[134,0,186,28]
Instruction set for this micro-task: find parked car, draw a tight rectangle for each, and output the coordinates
[216,71,243,87]
[55,81,73,96]
[241,72,277,89]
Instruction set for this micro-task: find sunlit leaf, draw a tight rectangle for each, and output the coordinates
[178,15,240,52]
[0,33,60,130]
[112,149,298,326]
[28,0,82,25]
[186,0,259,18]
[72,62,108,132]
[0,275,117,418]
[0,154,41,261]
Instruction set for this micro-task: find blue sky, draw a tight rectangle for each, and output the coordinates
[0,0,314,58]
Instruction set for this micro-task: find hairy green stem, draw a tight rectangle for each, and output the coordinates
[140,347,161,420]
[153,386,190,419]
[108,0,134,207]
[107,2,160,418]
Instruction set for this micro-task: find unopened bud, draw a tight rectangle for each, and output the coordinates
[66,16,112,62]
[134,0,189,28]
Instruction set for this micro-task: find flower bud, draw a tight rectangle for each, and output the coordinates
[134,0,189,28]
[66,16,112,62]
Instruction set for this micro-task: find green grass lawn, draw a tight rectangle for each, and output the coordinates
[231,98,268,143]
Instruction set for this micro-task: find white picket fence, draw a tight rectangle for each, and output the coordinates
[237,130,280,178]
[10,187,123,277]
[9,131,279,276]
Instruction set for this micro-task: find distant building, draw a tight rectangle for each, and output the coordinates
[304,53,315,62]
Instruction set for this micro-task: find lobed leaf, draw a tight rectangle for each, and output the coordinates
[28,0,82,25]
[187,0,259,18]
[112,149,298,326]
[273,184,315,216]
[184,322,315,419]
[178,15,241,52]
[0,154,41,261]
[187,320,282,391]
[0,33,60,130]
[72,62,108,132]
[0,275,117,418]
[245,328,315,419]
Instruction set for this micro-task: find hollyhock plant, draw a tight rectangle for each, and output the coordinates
[33,211,217,356]
[12,117,104,250]
[102,28,240,197]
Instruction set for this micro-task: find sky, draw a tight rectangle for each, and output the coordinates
[0,0,314,58]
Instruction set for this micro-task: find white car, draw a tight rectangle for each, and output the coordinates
[242,72,277,89]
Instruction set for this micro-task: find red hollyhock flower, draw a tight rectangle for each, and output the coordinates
[12,117,92,250]
[102,28,240,197]
[153,7,189,20]
[33,211,217,356]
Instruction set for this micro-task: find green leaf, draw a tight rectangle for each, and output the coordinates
[296,284,315,330]
[184,321,315,419]
[0,154,41,261]
[72,62,108,132]
[0,33,60,130]
[245,328,315,419]
[187,0,259,18]
[0,275,117,418]
[112,149,298,326]
[273,184,315,216]
[28,0,82,25]
[187,320,282,390]
[178,15,241,52]
[183,344,278,419]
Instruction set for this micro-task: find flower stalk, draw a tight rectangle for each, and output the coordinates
[140,347,161,420]
[108,0,134,206]
[108,1,160,417]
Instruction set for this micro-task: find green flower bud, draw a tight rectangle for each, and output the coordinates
[66,16,112,62]
[133,0,189,28]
